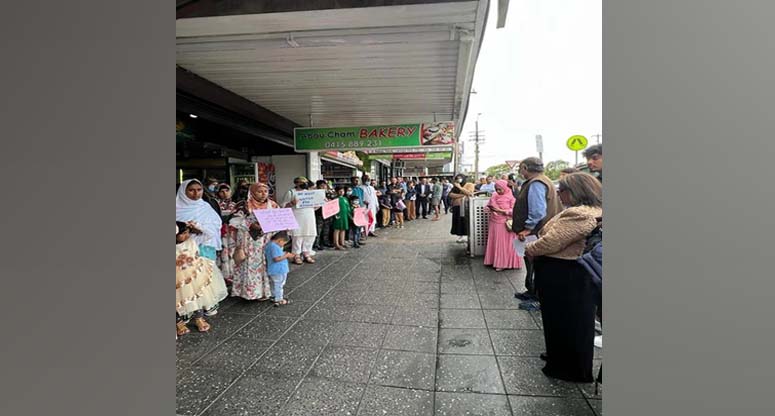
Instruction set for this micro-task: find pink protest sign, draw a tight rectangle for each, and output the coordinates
[252,208,299,233]
[353,207,369,226]
[322,199,340,219]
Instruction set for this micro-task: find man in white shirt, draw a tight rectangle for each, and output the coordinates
[358,174,379,237]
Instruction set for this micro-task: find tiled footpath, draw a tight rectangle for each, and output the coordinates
[176,214,603,416]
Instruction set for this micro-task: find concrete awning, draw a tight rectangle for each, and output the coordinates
[176,1,489,144]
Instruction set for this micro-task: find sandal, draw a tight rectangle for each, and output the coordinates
[304,256,316,264]
[293,256,303,265]
[193,317,211,332]
[273,299,290,307]
[176,321,190,336]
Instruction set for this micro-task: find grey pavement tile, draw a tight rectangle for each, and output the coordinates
[331,322,389,348]
[176,367,239,416]
[232,316,296,341]
[261,300,314,317]
[204,312,258,340]
[405,272,441,283]
[439,309,487,328]
[358,290,403,305]
[309,345,380,383]
[440,280,477,294]
[508,396,595,416]
[392,306,440,327]
[382,325,438,353]
[370,350,436,390]
[483,310,539,330]
[440,294,481,309]
[498,357,581,397]
[438,329,495,355]
[435,354,505,394]
[305,301,355,322]
[403,281,441,294]
[200,374,299,416]
[176,333,221,365]
[282,377,365,416]
[349,304,396,324]
[285,285,330,301]
[247,339,326,379]
[588,399,602,416]
[358,386,434,416]
[434,392,512,416]
[194,338,275,374]
[529,310,544,329]
[216,296,241,312]
[224,298,274,316]
[280,319,336,345]
[489,330,545,357]
[398,292,441,308]
[478,293,520,310]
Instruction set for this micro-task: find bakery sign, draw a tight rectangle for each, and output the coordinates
[294,122,455,152]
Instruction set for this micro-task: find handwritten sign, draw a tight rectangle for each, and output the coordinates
[512,235,538,257]
[353,207,369,226]
[322,199,340,219]
[253,208,299,233]
[295,190,327,209]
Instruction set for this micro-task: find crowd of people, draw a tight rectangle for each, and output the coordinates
[174,144,605,387]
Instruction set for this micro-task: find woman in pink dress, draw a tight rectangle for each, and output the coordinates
[484,180,523,271]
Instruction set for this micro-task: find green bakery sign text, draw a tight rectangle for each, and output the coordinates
[294,122,455,152]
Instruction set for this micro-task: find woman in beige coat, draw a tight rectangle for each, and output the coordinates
[526,172,602,382]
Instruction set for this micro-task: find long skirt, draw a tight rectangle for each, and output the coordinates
[450,205,467,236]
[483,221,522,269]
[231,231,273,300]
[534,256,595,382]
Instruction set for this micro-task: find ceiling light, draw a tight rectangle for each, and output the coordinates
[189,114,198,118]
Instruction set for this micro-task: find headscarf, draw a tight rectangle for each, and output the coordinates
[247,182,277,212]
[176,179,223,250]
[216,183,236,213]
[487,180,516,223]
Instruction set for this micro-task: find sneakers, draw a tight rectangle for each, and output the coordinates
[514,291,536,301]
[518,300,541,311]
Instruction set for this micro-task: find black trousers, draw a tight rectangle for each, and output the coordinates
[416,197,429,217]
[523,255,536,295]
[535,256,595,382]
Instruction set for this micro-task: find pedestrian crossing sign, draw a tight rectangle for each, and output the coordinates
[567,135,589,151]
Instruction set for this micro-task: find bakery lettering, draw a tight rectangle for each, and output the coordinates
[359,127,417,139]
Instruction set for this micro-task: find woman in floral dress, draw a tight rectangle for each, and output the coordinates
[230,182,277,301]
[216,183,240,284]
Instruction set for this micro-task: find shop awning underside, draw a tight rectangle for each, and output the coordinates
[176,1,488,138]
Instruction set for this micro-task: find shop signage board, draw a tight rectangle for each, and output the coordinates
[367,152,453,161]
[295,190,327,208]
[294,122,455,152]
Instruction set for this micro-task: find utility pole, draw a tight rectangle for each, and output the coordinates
[473,113,483,178]
[591,133,601,144]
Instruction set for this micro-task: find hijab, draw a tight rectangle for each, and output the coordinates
[247,182,277,211]
[487,180,516,220]
[176,179,223,250]
[216,183,236,213]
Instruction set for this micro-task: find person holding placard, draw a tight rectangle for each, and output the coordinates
[348,195,364,248]
[231,183,278,301]
[281,177,317,264]
[331,186,351,250]
[359,174,379,237]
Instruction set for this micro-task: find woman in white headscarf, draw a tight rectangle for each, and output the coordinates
[176,179,226,318]
[176,179,223,261]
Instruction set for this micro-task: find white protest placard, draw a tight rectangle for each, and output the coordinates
[295,190,327,209]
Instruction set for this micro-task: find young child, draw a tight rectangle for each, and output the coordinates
[176,222,228,337]
[348,195,363,248]
[393,190,406,228]
[265,231,295,306]
[379,192,393,228]
[331,186,352,250]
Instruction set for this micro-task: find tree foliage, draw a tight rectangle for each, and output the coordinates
[544,160,570,180]
[484,163,512,178]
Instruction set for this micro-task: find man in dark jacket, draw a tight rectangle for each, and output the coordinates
[583,144,603,183]
[415,177,431,219]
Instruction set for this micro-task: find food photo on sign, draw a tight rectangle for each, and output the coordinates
[421,122,455,145]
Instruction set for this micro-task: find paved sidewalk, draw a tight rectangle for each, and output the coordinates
[176,214,602,416]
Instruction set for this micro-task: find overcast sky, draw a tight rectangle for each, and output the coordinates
[460,0,602,172]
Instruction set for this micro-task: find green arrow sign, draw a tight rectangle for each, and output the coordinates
[566,135,589,151]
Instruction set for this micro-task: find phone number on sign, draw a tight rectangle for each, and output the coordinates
[324,140,383,149]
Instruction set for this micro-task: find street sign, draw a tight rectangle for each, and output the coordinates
[505,160,519,169]
[535,135,544,154]
[566,135,589,151]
